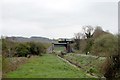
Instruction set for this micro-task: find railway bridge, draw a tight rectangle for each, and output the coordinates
[52,38,74,53]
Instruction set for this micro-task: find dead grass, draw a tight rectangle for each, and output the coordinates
[2,56,28,77]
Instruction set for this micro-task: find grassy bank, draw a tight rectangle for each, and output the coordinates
[5,54,89,78]
[64,53,106,77]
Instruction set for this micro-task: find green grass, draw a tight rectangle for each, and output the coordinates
[5,54,89,78]
[54,46,65,52]
[64,53,106,77]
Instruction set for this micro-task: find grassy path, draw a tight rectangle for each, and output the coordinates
[5,54,89,78]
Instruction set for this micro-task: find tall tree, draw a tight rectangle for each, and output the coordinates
[82,26,94,54]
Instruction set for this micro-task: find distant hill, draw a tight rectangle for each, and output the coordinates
[6,36,57,43]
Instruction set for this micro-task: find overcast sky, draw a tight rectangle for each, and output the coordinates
[1,0,119,39]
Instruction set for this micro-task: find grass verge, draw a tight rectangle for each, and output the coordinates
[64,53,106,77]
[5,54,89,78]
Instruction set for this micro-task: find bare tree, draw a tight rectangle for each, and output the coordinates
[74,33,83,39]
[74,32,83,50]
[82,26,94,39]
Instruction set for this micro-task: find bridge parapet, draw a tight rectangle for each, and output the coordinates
[52,38,74,53]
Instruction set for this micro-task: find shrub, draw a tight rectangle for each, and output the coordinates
[28,42,46,56]
[91,34,118,56]
[2,39,17,57]
[15,42,47,57]
[2,39,47,57]
[101,56,120,79]
[92,34,120,79]
[84,38,93,54]
[88,67,96,74]
[15,43,30,57]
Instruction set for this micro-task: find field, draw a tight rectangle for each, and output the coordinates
[5,54,89,78]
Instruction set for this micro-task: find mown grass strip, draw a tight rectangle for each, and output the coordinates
[5,54,89,78]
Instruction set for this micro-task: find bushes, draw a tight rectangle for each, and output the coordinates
[91,34,120,79]
[79,38,94,55]
[2,38,47,57]
[101,55,120,79]
[2,39,17,57]
[28,42,46,56]
[84,38,93,54]
[15,42,46,57]
[16,43,30,57]
[91,34,118,56]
